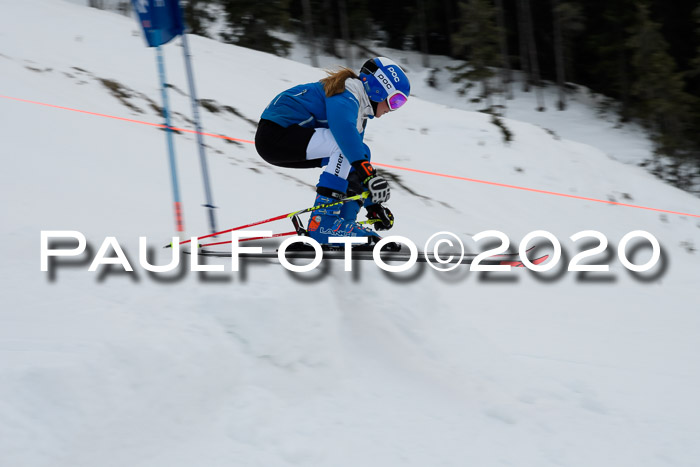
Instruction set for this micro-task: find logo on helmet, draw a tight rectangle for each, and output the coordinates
[386,67,401,83]
[374,71,395,92]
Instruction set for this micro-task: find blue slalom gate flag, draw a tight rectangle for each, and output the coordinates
[131,0,187,232]
[131,0,184,47]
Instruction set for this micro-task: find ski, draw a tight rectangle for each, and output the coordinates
[192,245,546,267]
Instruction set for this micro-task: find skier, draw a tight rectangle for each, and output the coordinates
[254,57,410,247]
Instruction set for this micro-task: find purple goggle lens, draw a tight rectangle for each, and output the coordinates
[387,92,408,111]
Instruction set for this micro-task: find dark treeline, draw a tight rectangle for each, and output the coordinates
[182,0,700,189]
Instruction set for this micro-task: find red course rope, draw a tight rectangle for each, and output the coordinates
[2,94,698,219]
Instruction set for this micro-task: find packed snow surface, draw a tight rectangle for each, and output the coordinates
[1,1,700,466]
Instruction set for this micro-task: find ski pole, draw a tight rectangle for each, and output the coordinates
[200,214,378,248]
[165,192,369,248]
[199,231,296,248]
[359,219,381,225]
[201,221,379,248]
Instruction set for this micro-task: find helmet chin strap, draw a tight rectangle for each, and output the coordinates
[370,100,379,116]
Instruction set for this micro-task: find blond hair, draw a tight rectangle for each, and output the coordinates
[320,67,359,97]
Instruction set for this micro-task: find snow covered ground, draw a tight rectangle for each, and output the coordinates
[1,1,700,466]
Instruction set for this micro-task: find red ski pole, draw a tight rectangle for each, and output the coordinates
[165,192,368,248]
[199,231,296,248]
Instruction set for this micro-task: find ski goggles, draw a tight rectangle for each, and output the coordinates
[387,91,408,111]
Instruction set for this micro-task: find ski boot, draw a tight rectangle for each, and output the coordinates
[339,171,365,223]
[306,187,381,248]
[341,172,400,251]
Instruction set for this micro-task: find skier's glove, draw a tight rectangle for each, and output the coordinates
[366,204,394,231]
[351,160,390,203]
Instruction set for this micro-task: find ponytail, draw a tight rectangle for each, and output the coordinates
[320,67,359,97]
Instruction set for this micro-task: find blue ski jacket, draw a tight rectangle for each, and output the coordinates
[260,78,374,164]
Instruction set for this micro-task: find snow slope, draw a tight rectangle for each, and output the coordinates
[283,32,656,168]
[1,1,700,466]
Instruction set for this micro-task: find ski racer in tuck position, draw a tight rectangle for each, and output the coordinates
[254,57,410,248]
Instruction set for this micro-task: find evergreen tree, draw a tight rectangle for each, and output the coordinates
[367,1,413,50]
[219,0,291,56]
[516,0,531,91]
[182,0,216,37]
[583,0,637,120]
[556,1,584,81]
[521,0,545,110]
[551,0,567,109]
[416,0,431,66]
[301,0,319,66]
[692,5,700,79]
[451,0,501,105]
[289,0,371,64]
[627,2,694,158]
[344,0,372,56]
[687,5,700,177]
[551,0,584,109]
[494,0,513,99]
[338,0,374,67]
